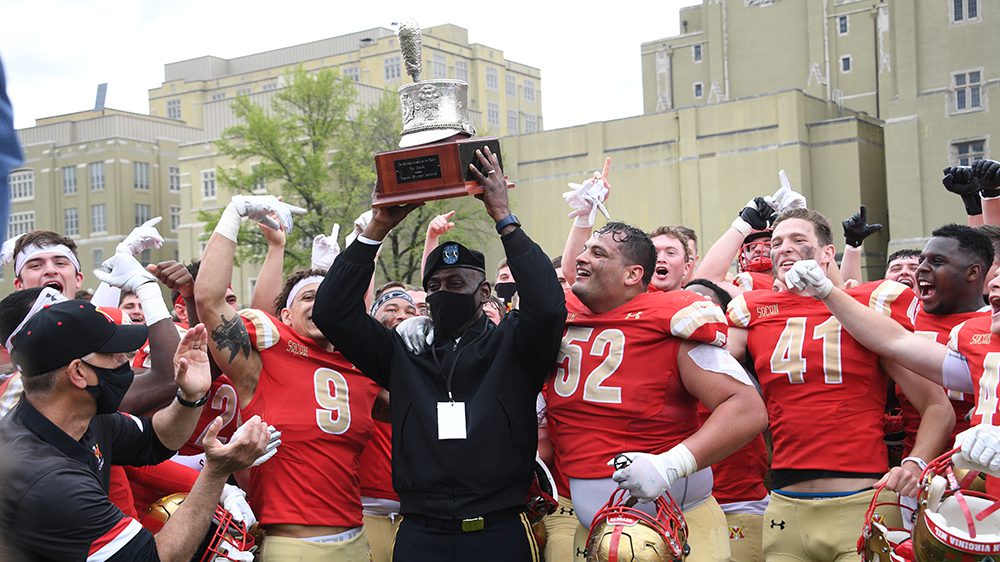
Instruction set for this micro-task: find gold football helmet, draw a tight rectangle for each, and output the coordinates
[140,493,258,561]
[909,449,1000,561]
[585,488,688,562]
[857,483,916,562]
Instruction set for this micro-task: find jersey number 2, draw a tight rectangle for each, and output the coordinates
[769,317,843,384]
[314,368,351,435]
[554,326,625,404]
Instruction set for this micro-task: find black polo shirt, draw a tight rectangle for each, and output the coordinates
[0,398,175,561]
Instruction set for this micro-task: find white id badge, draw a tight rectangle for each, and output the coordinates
[437,401,467,440]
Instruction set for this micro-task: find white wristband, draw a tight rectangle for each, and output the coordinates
[135,282,171,326]
[214,204,242,242]
[653,443,698,483]
[901,456,927,471]
[730,216,752,237]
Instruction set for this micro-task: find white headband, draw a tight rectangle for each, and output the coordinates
[14,243,82,277]
[285,276,325,310]
[5,287,68,354]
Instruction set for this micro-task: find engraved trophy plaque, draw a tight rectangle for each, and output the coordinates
[373,21,513,207]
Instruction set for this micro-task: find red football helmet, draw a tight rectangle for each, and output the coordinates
[526,456,560,550]
[857,483,916,562]
[739,230,772,274]
[909,449,1000,561]
[585,488,688,562]
[141,493,257,561]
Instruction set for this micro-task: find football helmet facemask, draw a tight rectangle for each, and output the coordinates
[857,483,916,562]
[738,230,772,274]
[585,488,688,562]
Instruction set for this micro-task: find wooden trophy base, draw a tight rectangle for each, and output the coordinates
[373,137,514,207]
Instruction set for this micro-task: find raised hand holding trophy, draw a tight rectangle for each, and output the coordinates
[373,21,514,207]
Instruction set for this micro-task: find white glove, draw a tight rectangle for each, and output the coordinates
[396,315,434,354]
[311,224,342,270]
[117,217,164,256]
[784,259,833,299]
[765,170,807,213]
[93,252,156,292]
[0,233,25,266]
[230,420,282,467]
[215,195,307,242]
[220,484,257,528]
[609,444,697,502]
[217,540,255,561]
[345,210,374,247]
[953,425,1000,476]
[563,174,611,228]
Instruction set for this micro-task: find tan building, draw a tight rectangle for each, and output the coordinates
[7,108,203,299]
[640,0,997,261]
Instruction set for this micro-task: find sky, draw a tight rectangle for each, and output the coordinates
[0,0,701,131]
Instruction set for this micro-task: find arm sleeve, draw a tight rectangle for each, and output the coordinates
[504,228,567,383]
[942,349,976,394]
[313,239,396,388]
[14,469,159,561]
[105,412,175,467]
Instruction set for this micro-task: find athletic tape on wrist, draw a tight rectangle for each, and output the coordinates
[135,282,171,326]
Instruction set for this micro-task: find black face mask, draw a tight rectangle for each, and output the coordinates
[427,283,484,338]
[81,360,135,414]
[495,282,518,303]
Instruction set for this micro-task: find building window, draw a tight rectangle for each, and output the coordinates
[693,82,704,98]
[506,75,516,96]
[486,67,498,91]
[168,166,180,192]
[9,170,33,201]
[261,82,278,92]
[91,204,107,234]
[840,56,852,73]
[167,99,181,120]
[237,88,251,96]
[954,71,982,112]
[693,44,703,62]
[953,0,979,22]
[62,166,77,195]
[134,162,150,190]
[524,79,535,102]
[954,139,986,166]
[8,212,35,239]
[524,115,538,134]
[211,92,226,101]
[64,208,79,236]
[838,15,849,35]
[90,162,105,191]
[202,170,217,199]
[344,66,360,83]
[384,56,401,81]
[433,54,446,79]
[170,206,181,231]
[507,110,519,134]
[93,248,104,267]
[455,60,468,82]
[487,103,500,128]
[135,204,151,227]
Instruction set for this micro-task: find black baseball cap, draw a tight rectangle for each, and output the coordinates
[423,241,486,289]
[11,300,148,377]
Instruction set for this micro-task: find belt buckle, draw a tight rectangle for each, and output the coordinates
[461,516,485,532]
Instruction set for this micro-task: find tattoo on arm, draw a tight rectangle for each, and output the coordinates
[212,314,252,363]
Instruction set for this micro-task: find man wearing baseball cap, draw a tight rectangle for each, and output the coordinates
[0,300,269,561]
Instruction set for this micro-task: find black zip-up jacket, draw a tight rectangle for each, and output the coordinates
[314,227,566,520]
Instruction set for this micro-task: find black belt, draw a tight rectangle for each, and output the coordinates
[404,506,524,533]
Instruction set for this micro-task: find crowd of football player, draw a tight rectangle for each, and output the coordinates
[3,157,1000,561]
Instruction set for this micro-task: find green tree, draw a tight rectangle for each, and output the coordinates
[203,66,488,285]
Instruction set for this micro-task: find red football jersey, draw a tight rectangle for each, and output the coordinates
[896,308,985,455]
[546,290,729,479]
[695,403,767,505]
[239,309,380,527]
[728,280,918,474]
[177,376,240,457]
[359,420,397,501]
[733,271,774,293]
[949,315,1000,426]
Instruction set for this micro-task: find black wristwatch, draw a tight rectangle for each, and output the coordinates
[495,214,521,234]
[175,388,210,408]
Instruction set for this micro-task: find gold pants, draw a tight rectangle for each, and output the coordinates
[363,514,401,562]
[261,529,371,562]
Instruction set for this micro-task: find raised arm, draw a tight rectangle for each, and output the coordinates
[694,197,775,283]
[974,159,1000,226]
[559,167,610,285]
[840,205,882,284]
[560,224,592,286]
[249,223,286,313]
[420,211,456,282]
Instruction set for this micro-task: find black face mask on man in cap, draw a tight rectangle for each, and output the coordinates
[81,360,135,414]
[427,282,488,338]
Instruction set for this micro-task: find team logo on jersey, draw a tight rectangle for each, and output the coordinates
[770,519,786,530]
[728,526,745,540]
[624,311,643,320]
[567,313,577,322]
[442,244,459,265]
[972,333,992,345]
[286,339,309,358]
[91,443,105,471]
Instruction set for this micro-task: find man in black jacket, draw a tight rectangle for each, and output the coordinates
[314,146,566,562]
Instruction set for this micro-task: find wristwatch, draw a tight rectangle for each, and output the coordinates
[495,214,521,234]
[175,388,210,408]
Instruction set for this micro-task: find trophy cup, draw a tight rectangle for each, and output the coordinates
[373,21,514,207]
